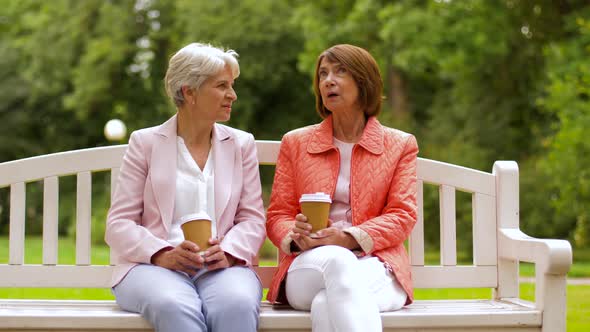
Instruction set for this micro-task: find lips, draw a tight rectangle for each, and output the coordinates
[326,92,339,98]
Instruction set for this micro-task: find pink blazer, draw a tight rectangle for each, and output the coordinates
[105,115,266,287]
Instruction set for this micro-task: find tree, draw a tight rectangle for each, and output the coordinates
[535,8,590,246]
[0,0,162,237]
[172,0,316,140]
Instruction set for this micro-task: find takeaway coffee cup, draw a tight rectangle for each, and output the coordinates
[180,212,212,253]
[299,192,332,236]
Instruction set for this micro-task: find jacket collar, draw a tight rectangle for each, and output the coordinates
[212,122,232,142]
[156,114,177,138]
[307,115,384,155]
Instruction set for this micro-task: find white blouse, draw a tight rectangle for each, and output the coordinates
[330,137,354,230]
[168,137,217,247]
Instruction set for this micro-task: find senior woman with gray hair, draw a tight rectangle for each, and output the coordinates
[105,43,266,332]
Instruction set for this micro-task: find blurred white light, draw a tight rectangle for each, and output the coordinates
[137,36,151,49]
[151,21,161,31]
[147,10,160,19]
[104,119,127,141]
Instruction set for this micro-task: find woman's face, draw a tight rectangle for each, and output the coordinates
[193,65,237,122]
[318,58,360,114]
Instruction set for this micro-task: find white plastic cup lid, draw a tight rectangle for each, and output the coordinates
[178,211,212,225]
[299,192,332,203]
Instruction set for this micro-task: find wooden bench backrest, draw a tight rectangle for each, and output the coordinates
[0,141,506,289]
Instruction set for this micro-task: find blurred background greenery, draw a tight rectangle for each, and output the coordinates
[0,0,589,256]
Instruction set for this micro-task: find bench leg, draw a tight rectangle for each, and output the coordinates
[538,273,567,332]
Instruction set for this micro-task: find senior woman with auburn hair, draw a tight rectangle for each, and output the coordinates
[105,43,266,332]
[266,44,419,331]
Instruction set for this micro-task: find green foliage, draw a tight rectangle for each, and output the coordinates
[0,0,589,249]
[173,0,318,139]
[534,10,590,246]
[380,1,549,166]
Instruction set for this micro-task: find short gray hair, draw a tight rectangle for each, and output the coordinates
[164,43,239,107]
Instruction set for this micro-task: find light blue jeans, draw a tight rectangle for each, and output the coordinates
[113,264,262,332]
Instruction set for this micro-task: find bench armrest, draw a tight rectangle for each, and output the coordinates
[498,228,571,330]
[498,228,572,275]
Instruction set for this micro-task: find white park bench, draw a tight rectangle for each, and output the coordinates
[0,141,572,331]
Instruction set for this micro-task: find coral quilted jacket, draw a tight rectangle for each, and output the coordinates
[266,115,419,305]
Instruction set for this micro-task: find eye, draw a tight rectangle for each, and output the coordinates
[318,70,327,79]
[337,67,347,74]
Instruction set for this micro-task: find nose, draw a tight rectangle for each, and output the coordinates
[227,87,237,101]
[323,72,335,87]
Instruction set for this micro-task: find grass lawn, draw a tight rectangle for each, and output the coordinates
[1,237,589,331]
[0,236,114,300]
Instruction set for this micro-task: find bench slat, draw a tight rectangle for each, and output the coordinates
[417,159,495,196]
[0,265,112,288]
[0,265,497,289]
[0,299,541,331]
[473,193,497,266]
[76,172,92,266]
[439,185,457,266]
[409,180,425,265]
[9,182,25,265]
[109,168,119,266]
[0,300,151,330]
[0,145,496,198]
[43,177,59,265]
[412,265,497,288]
[0,146,128,188]
[256,140,281,165]
[381,299,540,328]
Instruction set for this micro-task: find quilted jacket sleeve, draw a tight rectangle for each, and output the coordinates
[266,134,299,255]
[356,134,419,253]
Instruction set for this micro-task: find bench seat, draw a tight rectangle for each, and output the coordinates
[0,299,542,332]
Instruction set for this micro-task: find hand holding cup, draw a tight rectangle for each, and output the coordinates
[202,236,236,271]
[151,241,205,276]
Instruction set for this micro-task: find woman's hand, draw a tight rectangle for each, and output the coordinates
[203,237,235,271]
[290,213,323,251]
[289,213,360,251]
[315,227,360,250]
[151,241,205,276]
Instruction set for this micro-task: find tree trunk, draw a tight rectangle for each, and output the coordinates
[387,66,409,118]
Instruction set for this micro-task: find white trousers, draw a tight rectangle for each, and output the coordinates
[286,245,407,332]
